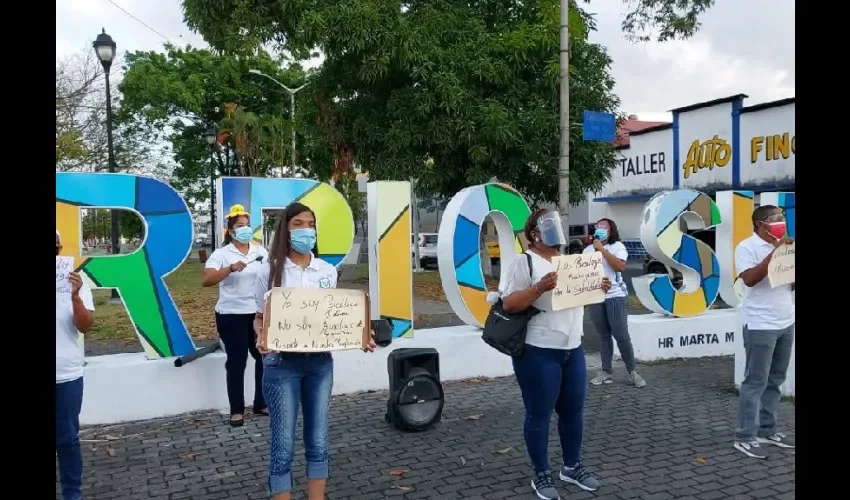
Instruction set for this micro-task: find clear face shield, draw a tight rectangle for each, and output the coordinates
[536,211,567,247]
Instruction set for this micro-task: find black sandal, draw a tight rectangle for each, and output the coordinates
[230,415,245,427]
[253,407,269,416]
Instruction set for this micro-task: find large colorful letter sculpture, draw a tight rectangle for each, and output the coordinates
[633,189,721,317]
[715,191,754,307]
[56,173,196,359]
[366,181,414,338]
[217,177,354,265]
[438,183,531,327]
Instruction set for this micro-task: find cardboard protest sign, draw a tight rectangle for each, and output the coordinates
[56,256,74,296]
[261,288,370,352]
[551,252,607,311]
[768,243,795,288]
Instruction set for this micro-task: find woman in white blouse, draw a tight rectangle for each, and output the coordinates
[202,204,269,427]
[253,202,375,500]
[500,209,611,500]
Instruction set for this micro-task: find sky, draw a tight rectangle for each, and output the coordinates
[57,0,795,122]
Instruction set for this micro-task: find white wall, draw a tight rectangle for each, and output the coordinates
[597,128,673,199]
[739,103,795,187]
[677,103,735,190]
[569,194,590,228]
[80,326,533,425]
[587,201,644,239]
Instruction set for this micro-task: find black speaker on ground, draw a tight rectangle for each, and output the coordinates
[371,319,393,347]
[385,348,444,432]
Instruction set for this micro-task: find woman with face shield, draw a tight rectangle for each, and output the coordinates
[583,218,647,388]
[498,209,612,500]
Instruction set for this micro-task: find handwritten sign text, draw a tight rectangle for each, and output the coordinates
[768,243,795,288]
[550,253,606,310]
[56,256,74,296]
[261,288,370,352]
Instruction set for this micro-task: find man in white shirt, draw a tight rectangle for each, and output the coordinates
[733,206,795,459]
[56,230,96,500]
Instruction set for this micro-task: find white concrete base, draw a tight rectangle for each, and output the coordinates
[81,325,516,425]
[614,309,741,362]
[734,328,795,397]
[342,243,361,265]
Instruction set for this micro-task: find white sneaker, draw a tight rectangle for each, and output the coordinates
[628,371,647,388]
[590,372,612,386]
[734,440,768,459]
[758,432,795,449]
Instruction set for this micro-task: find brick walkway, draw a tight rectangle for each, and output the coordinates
[60,357,795,500]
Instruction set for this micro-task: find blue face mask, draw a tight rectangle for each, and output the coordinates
[290,228,317,254]
[233,226,253,244]
[594,228,609,241]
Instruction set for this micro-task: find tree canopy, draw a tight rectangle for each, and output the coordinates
[181,1,616,204]
[117,45,337,209]
[181,0,715,204]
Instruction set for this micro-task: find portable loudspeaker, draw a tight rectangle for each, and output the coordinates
[371,319,393,347]
[385,348,444,432]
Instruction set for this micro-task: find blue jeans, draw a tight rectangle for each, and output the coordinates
[56,377,84,500]
[512,344,587,473]
[263,352,334,496]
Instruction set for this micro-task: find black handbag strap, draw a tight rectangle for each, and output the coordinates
[525,251,533,281]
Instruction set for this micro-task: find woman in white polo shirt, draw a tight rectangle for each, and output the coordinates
[253,202,376,500]
[202,204,269,427]
[584,218,647,388]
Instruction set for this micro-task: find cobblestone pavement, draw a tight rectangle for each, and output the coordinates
[60,357,795,500]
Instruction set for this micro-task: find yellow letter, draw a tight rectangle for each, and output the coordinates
[750,136,763,163]
[773,133,790,160]
[682,140,701,179]
[713,136,731,168]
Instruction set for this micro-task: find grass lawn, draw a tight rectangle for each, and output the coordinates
[88,260,647,342]
[87,261,479,342]
[345,264,498,301]
[89,260,219,342]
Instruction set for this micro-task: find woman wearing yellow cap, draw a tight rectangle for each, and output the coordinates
[202,204,269,426]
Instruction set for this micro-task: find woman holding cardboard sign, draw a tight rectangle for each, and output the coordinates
[253,202,376,500]
[584,218,647,388]
[499,209,612,500]
[202,204,269,427]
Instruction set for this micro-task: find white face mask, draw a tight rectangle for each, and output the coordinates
[536,211,566,247]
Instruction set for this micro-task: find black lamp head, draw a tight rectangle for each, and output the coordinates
[93,28,117,71]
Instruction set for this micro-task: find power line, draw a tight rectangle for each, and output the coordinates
[104,0,172,43]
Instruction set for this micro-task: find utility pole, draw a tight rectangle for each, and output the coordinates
[411,180,423,273]
[558,0,571,221]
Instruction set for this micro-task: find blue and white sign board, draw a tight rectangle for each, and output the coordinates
[582,110,616,142]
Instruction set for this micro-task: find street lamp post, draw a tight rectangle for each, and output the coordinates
[94,29,121,302]
[204,128,218,247]
[248,69,309,173]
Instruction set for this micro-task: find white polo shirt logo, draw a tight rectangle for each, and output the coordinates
[319,278,331,289]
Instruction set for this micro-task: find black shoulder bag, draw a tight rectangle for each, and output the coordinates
[481,252,541,357]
